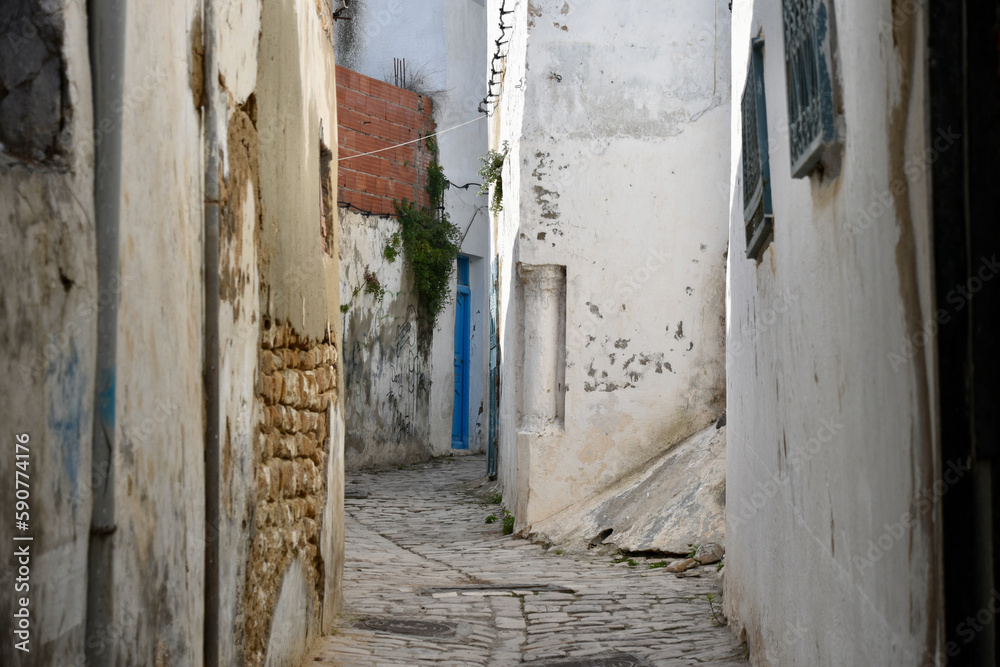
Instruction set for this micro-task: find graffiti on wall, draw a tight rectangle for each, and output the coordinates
[343,293,432,468]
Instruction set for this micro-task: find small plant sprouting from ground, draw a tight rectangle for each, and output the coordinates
[705,593,725,626]
[648,561,668,569]
[627,558,637,567]
[477,141,509,214]
[485,513,498,524]
[488,492,503,505]
[686,544,699,559]
[716,558,725,572]
[502,510,514,535]
[554,549,563,555]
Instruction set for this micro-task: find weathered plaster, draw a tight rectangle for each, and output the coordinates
[109,0,206,660]
[0,1,95,663]
[245,0,345,662]
[1,0,344,662]
[492,0,731,529]
[256,0,340,343]
[339,210,433,469]
[216,100,262,665]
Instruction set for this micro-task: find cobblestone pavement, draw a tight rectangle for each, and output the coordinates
[306,455,746,666]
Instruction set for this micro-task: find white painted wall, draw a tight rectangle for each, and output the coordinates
[336,0,489,455]
[725,1,941,663]
[491,0,731,529]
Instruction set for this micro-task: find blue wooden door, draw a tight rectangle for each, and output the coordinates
[452,257,471,449]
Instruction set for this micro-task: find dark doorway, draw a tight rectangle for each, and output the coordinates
[931,2,1000,664]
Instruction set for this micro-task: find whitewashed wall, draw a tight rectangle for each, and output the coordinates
[725,1,942,664]
[491,0,732,528]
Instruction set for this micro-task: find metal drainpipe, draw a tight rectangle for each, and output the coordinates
[202,0,222,659]
[85,0,126,663]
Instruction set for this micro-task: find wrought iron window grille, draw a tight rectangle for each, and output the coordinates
[742,37,773,260]
[782,0,839,178]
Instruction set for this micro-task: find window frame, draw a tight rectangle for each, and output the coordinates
[742,37,774,260]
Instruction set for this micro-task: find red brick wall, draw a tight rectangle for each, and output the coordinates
[336,65,435,216]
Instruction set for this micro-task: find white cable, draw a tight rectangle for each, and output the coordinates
[338,115,486,161]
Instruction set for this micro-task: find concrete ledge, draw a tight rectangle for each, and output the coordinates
[527,423,726,555]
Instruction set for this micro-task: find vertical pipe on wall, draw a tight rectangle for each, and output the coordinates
[202,0,221,660]
[85,0,126,663]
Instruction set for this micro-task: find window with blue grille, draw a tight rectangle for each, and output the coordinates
[782,0,839,178]
[742,38,773,260]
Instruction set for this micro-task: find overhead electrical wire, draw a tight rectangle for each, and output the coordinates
[339,115,486,161]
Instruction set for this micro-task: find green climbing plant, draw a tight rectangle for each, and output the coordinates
[382,146,461,327]
[477,141,509,214]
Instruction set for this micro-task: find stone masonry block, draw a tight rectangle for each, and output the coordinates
[260,350,281,374]
[314,366,333,392]
[278,348,299,369]
[298,348,320,370]
[279,369,302,407]
[264,432,281,461]
[276,434,296,459]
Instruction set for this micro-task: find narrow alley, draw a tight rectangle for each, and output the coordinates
[5,0,1000,663]
[307,456,745,666]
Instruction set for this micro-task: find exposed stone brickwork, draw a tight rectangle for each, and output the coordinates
[336,65,435,215]
[244,320,338,666]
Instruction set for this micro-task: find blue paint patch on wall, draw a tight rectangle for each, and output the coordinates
[46,339,89,506]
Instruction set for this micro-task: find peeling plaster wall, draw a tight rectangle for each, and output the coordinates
[491,0,731,529]
[234,0,345,662]
[0,0,96,663]
[0,0,344,663]
[725,1,941,664]
[339,210,433,468]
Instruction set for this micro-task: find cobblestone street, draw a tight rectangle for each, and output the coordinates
[306,455,746,666]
